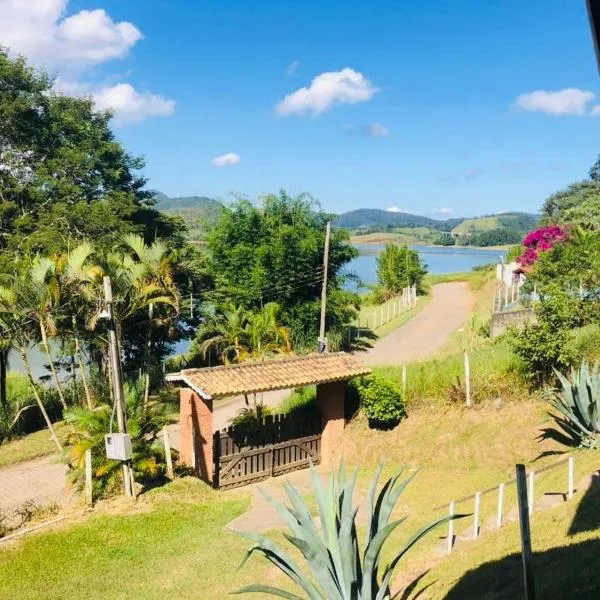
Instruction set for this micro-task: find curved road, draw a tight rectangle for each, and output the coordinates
[361,281,475,366]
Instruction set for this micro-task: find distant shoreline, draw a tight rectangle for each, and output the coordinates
[350,237,510,252]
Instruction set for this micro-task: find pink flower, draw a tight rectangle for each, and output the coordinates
[517,225,567,266]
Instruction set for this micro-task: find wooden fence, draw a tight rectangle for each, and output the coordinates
[213,412,322,489]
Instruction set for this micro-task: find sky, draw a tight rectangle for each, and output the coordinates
[1,0,599,218]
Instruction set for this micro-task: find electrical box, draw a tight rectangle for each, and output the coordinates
[105,433,133,461]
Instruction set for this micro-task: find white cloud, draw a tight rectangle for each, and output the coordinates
[211,152,240,168]
[276,68,378,116]
[365,123,389,137]
[433,207,454,214]
[513,88,595,116]
[0,0,142,69]
[386,206,406,213]
[591,105,600,116]
[285,60,300,76]
[2,1,175,125]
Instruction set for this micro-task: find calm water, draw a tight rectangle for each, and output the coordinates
[349,244,506,287]
[10,245,505,376]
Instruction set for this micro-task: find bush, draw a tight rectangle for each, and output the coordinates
[567,324,600,365]
[355,373,406,429]
[279,386,317,418]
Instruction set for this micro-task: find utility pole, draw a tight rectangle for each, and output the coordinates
[318,221,331,353]
[103,276,134,498]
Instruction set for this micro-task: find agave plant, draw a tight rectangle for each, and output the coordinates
[235,463,457,599]
[545,361,600,449]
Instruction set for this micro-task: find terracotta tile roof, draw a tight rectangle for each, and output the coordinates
[165,352,371,399]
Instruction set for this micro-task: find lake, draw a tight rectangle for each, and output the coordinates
[349,244,506,287]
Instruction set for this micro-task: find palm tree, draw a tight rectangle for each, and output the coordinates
[121,234,180,408]
[0,288,65,457]
[197,302,291,364]
[0,257,68,410]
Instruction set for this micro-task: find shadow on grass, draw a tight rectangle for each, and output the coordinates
[442,538,600,599]
[569,472,600,536]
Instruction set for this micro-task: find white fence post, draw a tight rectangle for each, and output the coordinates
[387,302,390,322]
[568,456,574,500]
[464,350,471,408]
[380,305,384,326]
[447,501,455,554]
[496,482,505,528]
[85,448,93,506]
[473,491,481,539]
[163,426,174,480]
[528,471,535,516]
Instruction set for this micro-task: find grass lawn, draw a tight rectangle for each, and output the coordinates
[0,422,68,468]
[0,479,272,600]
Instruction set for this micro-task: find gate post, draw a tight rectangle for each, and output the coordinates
[316,381,346,467]
[179,388,214,484]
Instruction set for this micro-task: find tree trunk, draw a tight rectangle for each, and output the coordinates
[0,347,8,411]
[39,322,67,410]
[20,350,65,458]
[75,336,93,410]
[143,303,153,410]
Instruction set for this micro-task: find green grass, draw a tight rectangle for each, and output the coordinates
[425,266,495,293]
[375,339,526,407]
[357,294,430,339]
[0,422,68,468]
[452,216,502,235]
[0,478,270,600]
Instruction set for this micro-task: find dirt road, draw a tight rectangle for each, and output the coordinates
[361,281,475,366]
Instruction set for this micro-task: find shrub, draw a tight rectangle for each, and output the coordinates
[231,401,273,428]
[279,386,317,418]
[355,373,406,429]
[567,324,600,364]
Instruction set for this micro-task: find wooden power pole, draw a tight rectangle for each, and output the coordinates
[318,221,331,353]
[103,276,134,498]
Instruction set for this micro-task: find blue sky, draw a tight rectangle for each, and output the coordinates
[2,1,599,217]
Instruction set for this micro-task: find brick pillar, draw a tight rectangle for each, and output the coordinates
[316,381,346,467]
[179,388,214,484]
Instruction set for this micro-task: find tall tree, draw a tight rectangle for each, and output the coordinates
[206,191,359,344]
[376,244,427,298]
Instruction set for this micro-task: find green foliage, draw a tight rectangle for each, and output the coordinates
[205,191,359,345]
[236,463,455,598]
[540,181,600,230]
[355,374,406,428]
[434,233,456,246]
[544,361,600,448]
[0,50,184,273]
[64,379,172,498]
[279,386,317,418]
[566,325,600,365]
[231,402,273,428]
[376,243,427,297]
[467,228,523,247]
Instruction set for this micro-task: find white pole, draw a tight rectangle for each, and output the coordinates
[380,305,384,325]
[496,483,505,528]
[464,350,471,408]
[447,501,455,554]
[163,426,174,480]
[504,283,509,308]
[473,491,481,539]
[568,456,574,500]
[528,471,535,516]
[85,448,93,506]
[387,302,390,323]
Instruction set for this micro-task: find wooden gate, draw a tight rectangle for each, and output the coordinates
[213,412,321,489]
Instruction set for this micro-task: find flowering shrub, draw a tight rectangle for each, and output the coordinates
[517,225,568,267]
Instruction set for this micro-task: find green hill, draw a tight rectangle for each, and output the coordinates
[452,212,538,235]
[151,191,224,241]
[333,209,440,229]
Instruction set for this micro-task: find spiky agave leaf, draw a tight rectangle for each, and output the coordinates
[236,462,460,598]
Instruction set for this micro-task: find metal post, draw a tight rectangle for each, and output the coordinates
[568,456,574,500]
[318,221,331,352]
[447,501,455,554]
[103,276,133,498]
[516,464,536,599]
[497,482,505,528]
[473,491,481,539]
